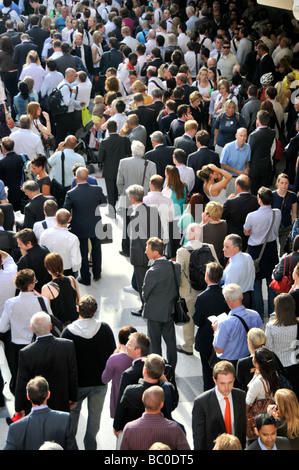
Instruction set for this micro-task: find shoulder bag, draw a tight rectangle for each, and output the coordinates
[253,210,275,273]
[269,254,292,293]
[246,377,275,440]
[170,261,189,325]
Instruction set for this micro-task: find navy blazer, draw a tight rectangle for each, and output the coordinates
[3,407,78,450]
[64,182,107,239]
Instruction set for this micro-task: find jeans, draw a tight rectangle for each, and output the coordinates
[252,277,276,320]
[70,384,107,450]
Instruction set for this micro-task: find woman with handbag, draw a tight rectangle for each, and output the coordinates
[265,293,299,399]
[246,347,281,441]
[27,102,55,154]
[272,173,297,256]
[271,235,299,294]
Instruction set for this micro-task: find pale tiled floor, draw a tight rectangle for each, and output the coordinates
[0,175,202,450]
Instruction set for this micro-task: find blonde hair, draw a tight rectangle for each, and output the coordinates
[224,99,237,113]
[205,201,223,221]
[247,328,266,350]
[131,80,147,93]
[275,389,299,439]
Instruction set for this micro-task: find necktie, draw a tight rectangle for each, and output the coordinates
[224,397,232,434]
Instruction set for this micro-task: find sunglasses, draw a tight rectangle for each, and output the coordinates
[222,46,230,49]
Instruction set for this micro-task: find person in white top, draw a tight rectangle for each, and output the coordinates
[0,250,17,316]
[33,198,58,241]
[40,208,82,275]
[11,115,44,160]
[19,51,47,94]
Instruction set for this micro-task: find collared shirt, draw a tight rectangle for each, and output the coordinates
[222,251,255,292]
[0,291,53,345]
[213,305,264,360]
[177,165,195,192]
[0,254,17,316]
[48,149,85,187]
[258,437,277,450]
[40,225,82,272]
[220,140,251,176]
[11,129,44,161]
[244,206,281,246]
[33,216,56,242]
[143,191,174,242]
[214,386,235,434]
[40,70,64,98]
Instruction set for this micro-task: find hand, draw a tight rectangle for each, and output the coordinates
[208,163,218,172]
[202,211,210,224]
[42,111,49,120]
[212,319,218,332]
[113,429,121,437]
[80,102,86,107]
[69,401,77,409]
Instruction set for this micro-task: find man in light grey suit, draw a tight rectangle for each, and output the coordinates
[4,376,78,450]
[125,114,147,148]
[116,140,157,256]
[142,237,180,370]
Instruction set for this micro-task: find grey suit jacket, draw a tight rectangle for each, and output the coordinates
[127,125,147,147]
[3,407,78,450]
[116,156,157,208]
[142,259,181,322]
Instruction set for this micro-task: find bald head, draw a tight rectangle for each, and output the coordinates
[65,135,77,149]
[76,166,89,182]
[142,386,164,413]
[56,208,70,226]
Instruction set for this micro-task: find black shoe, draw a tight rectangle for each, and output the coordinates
[176,345,193,356]
[131,310,142,317]
[119,250,130,257]
[0,393,4,407]
[93,275,101,281]
[78,277,91,286]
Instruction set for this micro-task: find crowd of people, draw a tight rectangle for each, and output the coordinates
[1,0,299,452]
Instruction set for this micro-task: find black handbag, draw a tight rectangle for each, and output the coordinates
[170,261,190,325]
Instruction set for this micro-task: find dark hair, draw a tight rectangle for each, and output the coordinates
[14,269,35,291]
[257,186,273,205]
[26,376,49,406]
[196,129,210,146]
[255,412,277,431]
[78,294,98,318]
[254,348,281,396]
[118,326,137,345]
[147,237,164,255]
[206,262,223,284]
[15,228,37,247]
[31,154,47,169]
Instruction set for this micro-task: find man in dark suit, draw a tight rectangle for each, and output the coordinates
[25,14,49,59]
[222,174,259,252]
[126,185,161,316]
[12,32,38,78]
[187,129,220,196]
[252,42,275,88]
[127,93,157,151]
[248,110,276,195]
[98,120,131,216]
[70,31,93,77]
[113,331,150,437]
[98,37,123,76]
[192,360,246,450]
[64,166,107,286]
[15,228,51,293]
[55,42,84,76]
[14,312,78,416]
[0,137,26,212]
[246,413,291,450]
[5,375,78,450]
[168,104,193,144]
[285,118,299,186]
[144,130,175,178]
[174,120,198,156]
[193,262,229,391]
[146,88,164,118]
[21,181,55,230]
[142,237,180,370]
[175,72,197,104]
[158,99,178,135]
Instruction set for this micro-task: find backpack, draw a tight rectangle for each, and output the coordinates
[48,84,70,116]
[3,8,12,21]
[186,244,215,291]
[163,362,179,410]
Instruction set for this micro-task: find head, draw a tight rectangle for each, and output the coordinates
[131,140,145,159]
[145,237,164,260]
[222,283,243,308]
[224,99,237,116]
[235,174,251,193]
[31,154,47,176]
[274,388,299,438]
[15,229,37,252]
[44,252,64,278]
[143,353,165,380]
[43,199,58,218]
[142,385,164,413]
[213,360,236,397]
[78,294,97,318]
[118,326,137,347]
[149,174,164,192]
[247,328,266,355]
[213,433,242,450]
[75,166,89,183]
[205,261,223,285]
[14,269,36,292]
[55,208,70,226]
[254,413,278,449]
[257,186,273,206]
[253,348,281,395]
[126,184,144,205]
[235,127,247,147]
[273,293,297,326]
[276,173,289,193]
[126,331,150,360]
[204,201,223,222]
[30,312,52,337]
[26,376,50,406]
[223,234,242,259]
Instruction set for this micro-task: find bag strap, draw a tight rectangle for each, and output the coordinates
[256,210,276,266]
[170,260,180,295]
[61,151,65,187]
[141,159,148,187]
[232,314,249,332]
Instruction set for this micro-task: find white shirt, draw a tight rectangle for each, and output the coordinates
[19,64,47,93]
[0,254,17,316]
[40,70,64,98]
[244,206,281,246]
[147,76,166,96]
[33,216,56,241]
[0,291,53,344]
[143,190,174,242]
[40,225,82,272]
[74,80,92,109]
[178,33,189,54]
[11,128,44,161]
[177,165,195,192]
[48,149,85,187]
[222,251,255,293]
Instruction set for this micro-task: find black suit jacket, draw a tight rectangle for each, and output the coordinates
[113,358,144,431]
[127,105,157,151]
[25,26,49,58]
[245,436,291,450]
[248,126,276,178]
[158,111,178,134]
[222,192,259,251]
[285,133,299,186]
[187,147,220,195]
[193,284,229,352]
[0,203,14,230]
[64,182,107,239]
[174,134,197,156]
[0,151,25,210]
[144,144,175,177]
[13,41,38,77]
[71,44,94,76]
[98,48,123,75]
[98,133,131,179]
[17,244,51,293]
[192,387,247,450]
[146,100,164,119]
[23,194,56,229]
[15,335,78,415]
[252,53,276,87]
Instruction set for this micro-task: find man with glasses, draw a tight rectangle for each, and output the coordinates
[217,39,239,81]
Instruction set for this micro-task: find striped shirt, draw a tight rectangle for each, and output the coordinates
[265,322,298,367]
